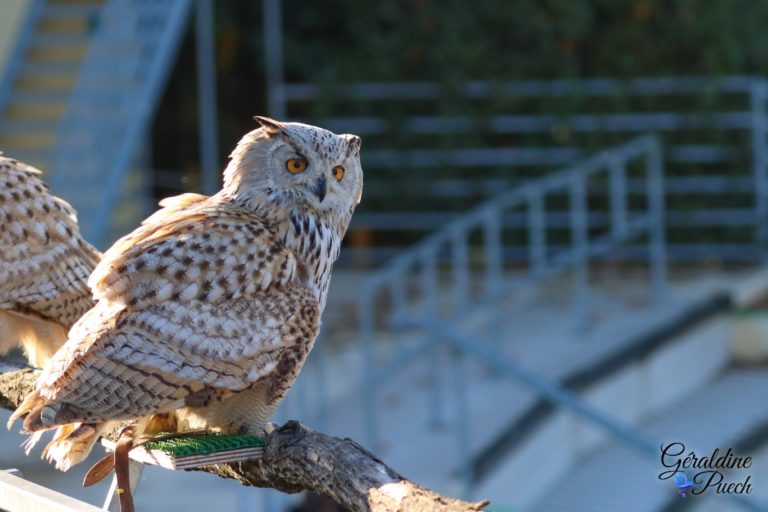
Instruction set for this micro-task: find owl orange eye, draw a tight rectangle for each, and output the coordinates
[332,165,345,182]
[286,158,307,174]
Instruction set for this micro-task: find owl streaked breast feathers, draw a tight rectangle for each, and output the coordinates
[9,117,363,472]
[0,156,101,368]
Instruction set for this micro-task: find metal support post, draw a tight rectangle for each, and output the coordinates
[751,81,768,258]
[646,137,667,300]
[421,252,444,428]
[262,0,286,118]
[569,172,590,331]
[608,156,628,240]
[452,228,470,314]
[359,286,378,448]
[527,191,547,276]
[195,0,220,194]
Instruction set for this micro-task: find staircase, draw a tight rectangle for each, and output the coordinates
[336,136,664,492]
[0,0,192,246]
[0,0,102,171]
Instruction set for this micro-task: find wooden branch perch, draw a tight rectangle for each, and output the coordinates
[0,359,489,512]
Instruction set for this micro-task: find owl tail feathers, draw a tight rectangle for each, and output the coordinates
[7,391,105,471]
[7,389,43,430]
[43,423,104,472]
[20,431,44,455]
[6,388,58,432]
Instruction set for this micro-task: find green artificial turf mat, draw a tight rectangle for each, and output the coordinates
[142,432,264,458]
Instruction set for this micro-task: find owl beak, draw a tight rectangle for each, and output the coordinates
[313,175,327,202]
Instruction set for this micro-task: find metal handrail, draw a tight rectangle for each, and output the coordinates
[284,75,765,100]
[395,315,766,512]
[48,0,192,247]
[359,134,667,463]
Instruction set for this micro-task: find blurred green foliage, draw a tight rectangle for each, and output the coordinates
[154,0,768,185]
[278,0,768,82]
[150,1,768,250]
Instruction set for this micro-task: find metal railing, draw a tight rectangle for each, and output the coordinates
[393,316,765,512]
[359,134,666,478]
[47,0,192,247]
[279,76,768,263]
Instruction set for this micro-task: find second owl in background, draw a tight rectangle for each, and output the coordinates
[10,117,363,472]
[0,156,101,368]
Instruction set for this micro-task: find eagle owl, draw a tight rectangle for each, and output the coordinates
[0,156,101,368]
[10,117,363,470]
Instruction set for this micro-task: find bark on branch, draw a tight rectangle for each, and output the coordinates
[0,359,489,512]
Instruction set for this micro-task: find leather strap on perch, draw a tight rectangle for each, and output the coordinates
[113,427,135,512]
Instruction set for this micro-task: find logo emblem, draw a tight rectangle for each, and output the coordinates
[674,472,695,497]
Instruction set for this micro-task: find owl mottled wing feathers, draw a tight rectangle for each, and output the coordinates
[9,120,362,472]
[18,196,318,430]
[0,157,101,327]
[89,195,297,309]
[32,288,318,427]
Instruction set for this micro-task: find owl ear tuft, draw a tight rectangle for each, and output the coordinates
[344,134,362,157]
[253,116,286,136]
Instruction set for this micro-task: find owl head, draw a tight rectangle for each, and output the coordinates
[223,117,363,223]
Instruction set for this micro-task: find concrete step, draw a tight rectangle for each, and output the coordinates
[38,14,93,33]
[0,132,54,151]
[0,120,57,134]
[27,41,87,62]
[19,61,81,76]
[3,102,66,121]
[7,90,70,106]
[31,33,91,46]
[381,271,768,495]
[0,124,57,160]
[48,0,103,5]
[42,4,101,21]
[38,5,99,50]
[14,73,77,92]
[529,369,768,512]
[0,150,49,166]
[303,272,749,499]
[0,151,48,172]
